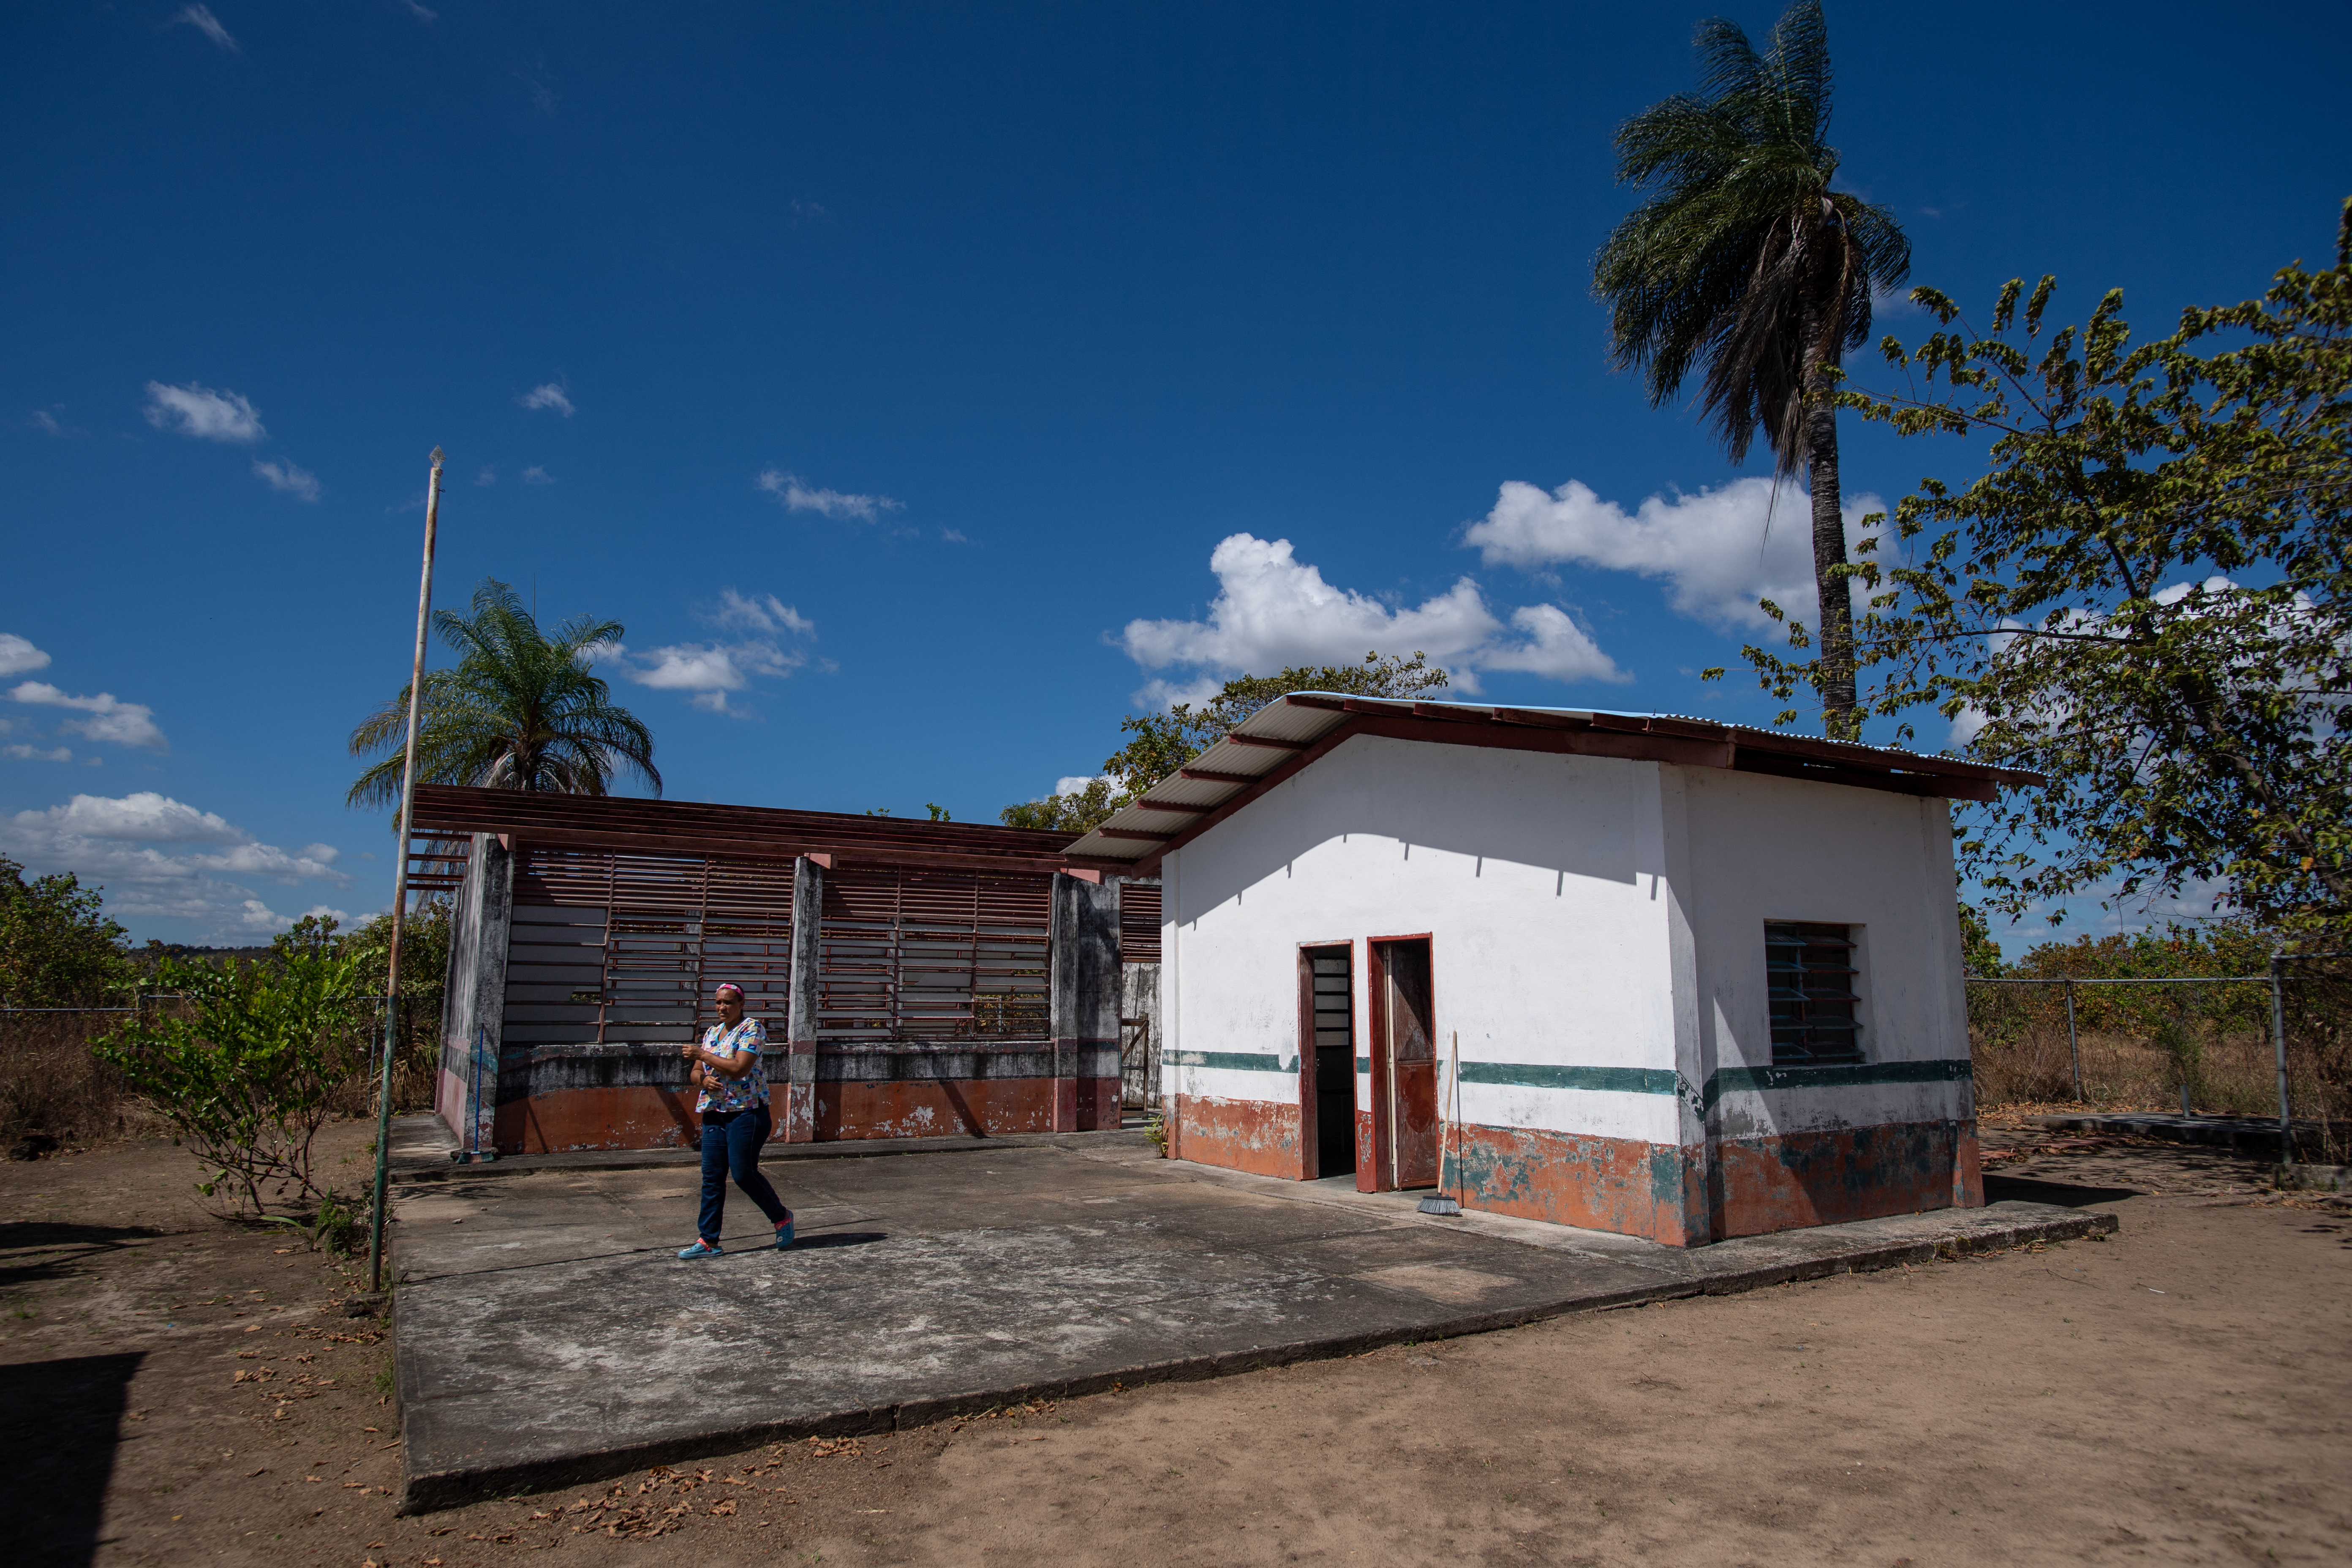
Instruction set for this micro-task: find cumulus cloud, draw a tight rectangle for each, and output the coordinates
[17,791,244,843]
[701,590,815,637]
[175,4,239,51]
[756,468,903,521]
[475,466,497,487]
[8,683,166,749]
[5,745,72,762]
[1462,476,1885,632]
[522,465,554,485]
[0,634,50,678]
[520,383,574,417]
[1118,533,1624,704]
[0,792,352,938]
[598,639,806,716]
[143,380,264,443]
[252,457,321,501]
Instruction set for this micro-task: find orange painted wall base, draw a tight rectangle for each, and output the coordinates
[1168,1094,1303,1179]
[1170,1100,1983,1246]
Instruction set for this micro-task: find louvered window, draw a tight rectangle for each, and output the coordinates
[1764,922,1862,1065]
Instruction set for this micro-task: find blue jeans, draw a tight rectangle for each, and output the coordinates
[697,1106,790,1242]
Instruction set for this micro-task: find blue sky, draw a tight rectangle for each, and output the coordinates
[5,1,2347,949]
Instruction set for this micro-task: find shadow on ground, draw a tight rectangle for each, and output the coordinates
[0,1350,144,1567]
[0,1220,163,1289]
[1984,1174,2144,1207]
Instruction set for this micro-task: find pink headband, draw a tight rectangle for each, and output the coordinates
[715,983,743,998]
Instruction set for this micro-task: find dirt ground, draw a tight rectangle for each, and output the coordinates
[3,1115,2347,1568]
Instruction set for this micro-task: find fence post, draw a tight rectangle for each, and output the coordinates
[2270,953,2292,1171]
[2063,979,2082,1103]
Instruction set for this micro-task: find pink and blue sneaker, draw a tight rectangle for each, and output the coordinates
[775,1211,795,1250]
[677,1239,723,1260]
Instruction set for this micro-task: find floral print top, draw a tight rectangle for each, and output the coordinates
[694,1015,770,1114]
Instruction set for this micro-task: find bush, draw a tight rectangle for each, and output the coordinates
[96,945,373,1214]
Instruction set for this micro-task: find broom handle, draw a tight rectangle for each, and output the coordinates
[1448,1030,1459,1199]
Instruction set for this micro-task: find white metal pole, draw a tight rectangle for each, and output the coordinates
[367,446,445,1294]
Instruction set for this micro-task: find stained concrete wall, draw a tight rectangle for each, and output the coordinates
[436,831,514,1155]
[1159,733,1979,1244]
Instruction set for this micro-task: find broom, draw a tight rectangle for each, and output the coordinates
[1418,1031,1462,1216]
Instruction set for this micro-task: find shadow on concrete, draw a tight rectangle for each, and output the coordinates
[0,1221,163,1290]
[1985,1173,2143,1208]
[794,1231,887,1252]
[0,1351,143,1567]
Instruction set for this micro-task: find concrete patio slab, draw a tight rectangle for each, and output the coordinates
[389,1135,2115,1512]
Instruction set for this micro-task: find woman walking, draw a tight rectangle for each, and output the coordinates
[675,982,795,1259]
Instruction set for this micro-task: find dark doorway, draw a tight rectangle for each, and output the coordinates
[1369,937,1438,1190]
[1301,945,1357,1179]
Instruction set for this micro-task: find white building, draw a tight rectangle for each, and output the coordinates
[1064,695,2034,1246]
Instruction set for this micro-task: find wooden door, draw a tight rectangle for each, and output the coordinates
[1375,939,1439,1190]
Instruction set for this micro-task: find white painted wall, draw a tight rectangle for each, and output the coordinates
[1162,734,1974,1150]
[1678,767,1973,1137]
[1163,734,1686,1145]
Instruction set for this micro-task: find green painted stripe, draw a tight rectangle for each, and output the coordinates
[1168,1050,1297,1073]
[1458,1062,1679,1095]
[1704,1059,1972,1107]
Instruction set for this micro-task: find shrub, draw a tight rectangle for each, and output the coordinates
[96,945,372,1214]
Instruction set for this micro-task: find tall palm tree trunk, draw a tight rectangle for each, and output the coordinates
[1802,336,1858,739]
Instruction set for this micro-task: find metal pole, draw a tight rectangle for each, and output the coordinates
[2270,952,2293,1172]
[2063,979,2082,1103]
[367,446,445,1294]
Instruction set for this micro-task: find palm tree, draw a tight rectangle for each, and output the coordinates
[347,577,661,809]
[1591,0,1909,739]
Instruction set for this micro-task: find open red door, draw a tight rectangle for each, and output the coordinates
[1369,937,1438,1190]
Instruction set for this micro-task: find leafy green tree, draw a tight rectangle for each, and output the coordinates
[1591,0,1909,739]
[1757,202,2352,939]
[347,577,661,809]
[1002,652,1451,831]
[97,941,369,1213]
[0,854,132,1007]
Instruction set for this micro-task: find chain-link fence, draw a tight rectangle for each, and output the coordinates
[1966,956,2351,1165]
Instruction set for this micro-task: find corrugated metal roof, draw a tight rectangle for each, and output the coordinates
[1062,693,2040,864]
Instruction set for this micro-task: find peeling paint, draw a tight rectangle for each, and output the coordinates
[1443,1124,1700,1245]
[1712,1119,1982,1240]
[1173,1094,1303,1179]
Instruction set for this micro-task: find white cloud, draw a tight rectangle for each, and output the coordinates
[475,466,496,487]
[702,590,815,637]
[520,383,574,417]
[756,468,903,521]
[399,0,437,19]
[5,745,72,762]
[8,683,166,749]
[252,457,321,501]
[522,465,554,485]
[1118,533,1625,703]
[30,410,65,435]
[1055,774,1110,797]
[1462,476,1885,632]
[143,380,264,442]
[175,4,239,52]
[942,528,969,543]
[0,634,50,678]
[16,791,244,843]
[599,638,805,716]
[0,792,353,938]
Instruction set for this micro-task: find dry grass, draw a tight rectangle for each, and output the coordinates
[0,1010,160,1150]
[0,1006,437,1154]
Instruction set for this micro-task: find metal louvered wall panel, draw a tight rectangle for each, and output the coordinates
[816,866,1051,1042]
[505,846,796,1046]
[1118,878,1161,964]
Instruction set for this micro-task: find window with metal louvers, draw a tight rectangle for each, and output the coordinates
[1764,922,1862,1065]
